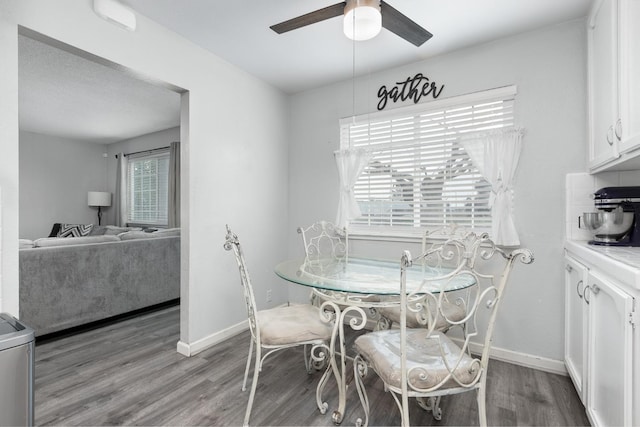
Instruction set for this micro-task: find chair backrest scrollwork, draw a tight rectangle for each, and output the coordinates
[224,225,260,343]
[399,231,534,395]
[297,220,348,263]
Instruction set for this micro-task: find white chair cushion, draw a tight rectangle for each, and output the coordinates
[354,329,480,390]
[378,299,466,330]
[258,304,332,346]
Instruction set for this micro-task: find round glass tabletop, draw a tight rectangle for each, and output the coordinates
[275,257,476,295]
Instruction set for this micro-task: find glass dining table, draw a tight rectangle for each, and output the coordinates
[274,256,476,424]
[276,256,474,297]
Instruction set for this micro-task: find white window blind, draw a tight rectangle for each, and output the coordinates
[340,86,516,237]
[127,151,169,225]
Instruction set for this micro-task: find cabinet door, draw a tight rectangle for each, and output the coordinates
[588,0,620,169]
[617,0,640,154]
[564,256,588,403]
[586,271,634,427]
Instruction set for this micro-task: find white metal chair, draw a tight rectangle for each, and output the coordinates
[376,225,470,333]
[224,225,333,427]
[353,232,533,427]
[297,220,381,323]
[298,220,350,306]
[297,220,348,263]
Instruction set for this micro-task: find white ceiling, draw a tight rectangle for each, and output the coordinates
[18,35,181,144]
[18,0,593,144]
[122,0,593,93]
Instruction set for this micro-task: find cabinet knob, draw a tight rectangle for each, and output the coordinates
[591,284,601,295]
[566,265,573,273]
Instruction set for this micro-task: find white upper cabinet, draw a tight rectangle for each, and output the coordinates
[617,0,640,154]
[588,0,640,172]
[588,0,618,169]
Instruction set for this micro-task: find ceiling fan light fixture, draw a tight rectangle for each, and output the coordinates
[343,0,382,41]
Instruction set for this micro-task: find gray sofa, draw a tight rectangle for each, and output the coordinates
[19,232,180,336]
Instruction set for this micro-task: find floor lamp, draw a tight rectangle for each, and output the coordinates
[88,191,111,225]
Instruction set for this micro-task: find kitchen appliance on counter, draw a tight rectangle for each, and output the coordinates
[581,186,640,246]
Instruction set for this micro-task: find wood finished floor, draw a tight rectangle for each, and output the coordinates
[34,306,591,426]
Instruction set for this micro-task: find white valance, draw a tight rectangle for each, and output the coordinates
[460,127,524,247]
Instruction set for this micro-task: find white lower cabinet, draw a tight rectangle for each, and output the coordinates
[564,256,588,402]
[586,270,634,427]
[564,251,637,427]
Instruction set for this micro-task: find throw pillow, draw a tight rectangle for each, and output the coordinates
[48,223,62,237]
[103,225,142,235]
[19,239,34,249]
[57,223,94,238]
[118,231,152,240]
[88,225,108,236]
[152,228,181,237]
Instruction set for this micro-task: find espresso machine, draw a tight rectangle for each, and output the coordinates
[582,186,640,246]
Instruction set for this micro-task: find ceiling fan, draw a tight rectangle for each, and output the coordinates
[270,0,433,47]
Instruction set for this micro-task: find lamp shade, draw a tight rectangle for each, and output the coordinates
[343,0,382,41]
[88,191,111,207]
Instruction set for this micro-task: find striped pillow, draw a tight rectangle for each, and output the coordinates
[57,223,93,238]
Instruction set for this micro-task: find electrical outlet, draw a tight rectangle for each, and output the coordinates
[266,289,272,302]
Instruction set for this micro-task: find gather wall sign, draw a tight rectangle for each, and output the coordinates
[377,72,444,111]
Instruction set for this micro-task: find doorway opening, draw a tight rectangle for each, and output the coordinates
[17,27,187,342]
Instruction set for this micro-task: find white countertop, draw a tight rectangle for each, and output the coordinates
[565,240,640,291]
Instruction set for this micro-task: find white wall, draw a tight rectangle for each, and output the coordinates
[286,20,588,364]
[0,1,290,352]
[0,1,590,366]
[19,131,109,239]
[104,126,180,226]
[18,126,180,239]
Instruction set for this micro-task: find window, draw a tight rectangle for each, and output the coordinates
[127,151,169,226]
[340,86,516,237]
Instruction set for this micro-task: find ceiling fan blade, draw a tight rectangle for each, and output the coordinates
[380,1,433,46]
[270,2,346,34]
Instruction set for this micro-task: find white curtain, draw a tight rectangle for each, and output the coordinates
[334,148,373,228]
[168,141,180,228]
[114,153,128,227]
[460,127,524,247]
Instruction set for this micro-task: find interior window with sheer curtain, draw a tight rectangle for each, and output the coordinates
[340,86,516,237]
[127,151,169,226]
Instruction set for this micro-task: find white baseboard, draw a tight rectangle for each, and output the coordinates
[452,337,567,376]
[176,313,567,377]
[176,303,290,356]
[491,347,567,376]
[177,319,249,357]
